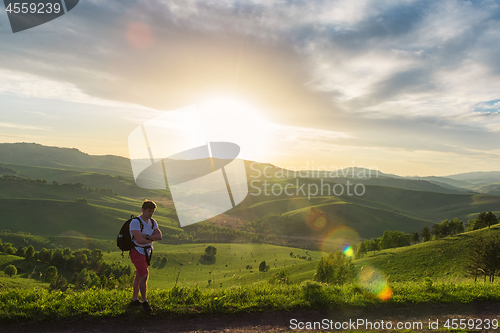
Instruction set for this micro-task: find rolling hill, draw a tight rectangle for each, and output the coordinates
[0,142,498,245]
[357,223,500,282]
[0,142,132,176]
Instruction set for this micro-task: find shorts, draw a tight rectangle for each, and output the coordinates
[130,248,148,276]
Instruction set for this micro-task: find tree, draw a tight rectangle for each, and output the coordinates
[76,268,89,289]
[39,248,53,263]
[368,238,380,254]
[15,245,26,257]
[205,245,217,256]
[485,212,499,228]
[379,230,410,249]
[4,264,17,277]
[25,245,35,261]
[411,231,420,244]
[473,212,497,230]
[6,246,15,255]
[259,261,268,272]
[314,251,354,285]
[201,246,217,262]
[51,275,68,291]
[355,241,366,259]
[465,235,500,282]
[466,219,475,232]
[450,218,464,235]
[432,224,441,239]
[379,231,393,250]
[421,226,431,242]
[268,269,293,285]
[75,198,88,204]
[45,266,58,284]
[439,219,451,237]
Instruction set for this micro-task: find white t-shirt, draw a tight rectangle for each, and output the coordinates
[129,216,157,256]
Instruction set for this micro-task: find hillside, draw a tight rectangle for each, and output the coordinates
[1,164,499,245]
[0,143,498,245]
[426,171,500,195]
[0,196,180,239]
[231,178,500,240]
[356,224,500,282]
[0,143,132,176]
[0,162,170,199]
[0,142,481,195]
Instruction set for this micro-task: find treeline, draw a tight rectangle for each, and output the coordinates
[466,235,500,283]
[0,175,48,184]
[0,240,132,290]
[164,223,277,244]
[354,212,498,259]
[0,175,117,196]
[465,212,499,231]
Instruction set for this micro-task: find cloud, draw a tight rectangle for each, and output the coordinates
[0,122,50,131]
[0,0,499,171]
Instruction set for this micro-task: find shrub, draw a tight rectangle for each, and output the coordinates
[301,281,329,307]
[269,269,293,285]
[4,264,17,277]
[259,261,268,272]
[314,250,354,285]
[51,275,68,291]
[45,266,58,284]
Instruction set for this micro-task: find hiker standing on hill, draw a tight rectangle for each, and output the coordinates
[129,200,162,312]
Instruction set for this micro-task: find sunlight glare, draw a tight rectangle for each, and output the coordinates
[198,97,271,162]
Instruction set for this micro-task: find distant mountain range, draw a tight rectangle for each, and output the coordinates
[0,142,498,243]
[1,142,499,195]
[0,142,132,176]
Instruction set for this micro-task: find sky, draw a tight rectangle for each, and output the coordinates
[0,0,499,177]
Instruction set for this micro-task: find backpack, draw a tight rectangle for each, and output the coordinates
[116,215,156,265]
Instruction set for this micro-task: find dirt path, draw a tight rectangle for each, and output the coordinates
[9,301,500,332]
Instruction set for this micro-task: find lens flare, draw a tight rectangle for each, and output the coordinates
[306,207,327,231]
[287,198,311,213]
[126,22,154,49]
[320,226,360,253]
[60,231,89,249]
[343,246,354,257]
[356,265,392,301]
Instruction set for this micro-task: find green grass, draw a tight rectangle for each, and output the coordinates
[0,198,180,240]
[0,253,77,288]
[105,243,323,289]
[0,232,115,251]
[355,224,500,282]
[1,280,500,323]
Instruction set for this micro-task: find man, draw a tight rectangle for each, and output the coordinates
[129,200,162,312]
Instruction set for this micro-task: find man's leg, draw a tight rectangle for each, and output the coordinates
[132,271,141,300]
[139,273,149,302]
[130,249,148,302]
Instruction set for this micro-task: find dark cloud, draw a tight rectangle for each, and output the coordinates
[351,68,435,108]
[326,0,429,49]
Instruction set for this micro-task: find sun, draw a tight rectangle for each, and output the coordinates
[197,96,272,162]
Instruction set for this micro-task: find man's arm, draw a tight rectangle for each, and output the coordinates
[131,230,151,244]
[150,227,162,241]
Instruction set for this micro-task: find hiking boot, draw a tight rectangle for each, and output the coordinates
[129,299,141,306]
[142,301,153,313]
